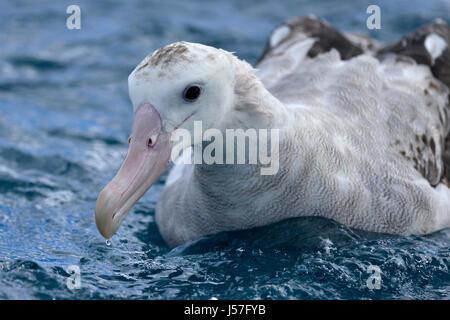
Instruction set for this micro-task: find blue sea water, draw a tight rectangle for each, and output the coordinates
[0,0,449,300]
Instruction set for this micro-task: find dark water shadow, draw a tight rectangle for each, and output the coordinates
[167,216,399,257]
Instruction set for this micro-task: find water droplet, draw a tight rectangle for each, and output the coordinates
[105,239,111,246]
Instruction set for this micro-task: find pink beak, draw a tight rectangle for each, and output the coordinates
[95,103,171,239]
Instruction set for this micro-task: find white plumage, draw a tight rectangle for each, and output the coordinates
[96,16,450,247]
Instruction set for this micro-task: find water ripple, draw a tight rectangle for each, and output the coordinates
[0,0,449,300]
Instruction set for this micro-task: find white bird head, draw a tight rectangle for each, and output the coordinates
[95,41,258,239]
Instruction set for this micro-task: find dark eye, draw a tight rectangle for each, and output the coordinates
[183,85,202,102]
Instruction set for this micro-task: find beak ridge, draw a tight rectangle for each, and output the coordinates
[95,103,171,239]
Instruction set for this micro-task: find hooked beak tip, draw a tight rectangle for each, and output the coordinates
[95,188,119,240]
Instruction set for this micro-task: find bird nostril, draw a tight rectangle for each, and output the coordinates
[147,135,157,148]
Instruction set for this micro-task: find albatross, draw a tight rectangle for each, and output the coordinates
[95,16,450,247]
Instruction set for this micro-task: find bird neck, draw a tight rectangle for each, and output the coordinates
[220,77,289,131]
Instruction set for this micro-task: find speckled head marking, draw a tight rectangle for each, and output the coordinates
[132,41,233,81]
[149,42,192,67]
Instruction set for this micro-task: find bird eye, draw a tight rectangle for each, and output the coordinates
[183,85,202,102]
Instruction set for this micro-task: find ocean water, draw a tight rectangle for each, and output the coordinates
[0,0,449,299]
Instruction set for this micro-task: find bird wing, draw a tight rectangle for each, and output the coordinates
[255,16,450,187]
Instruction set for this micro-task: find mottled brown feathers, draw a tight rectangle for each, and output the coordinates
[149,42,191,67]
[258,16,450,188]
